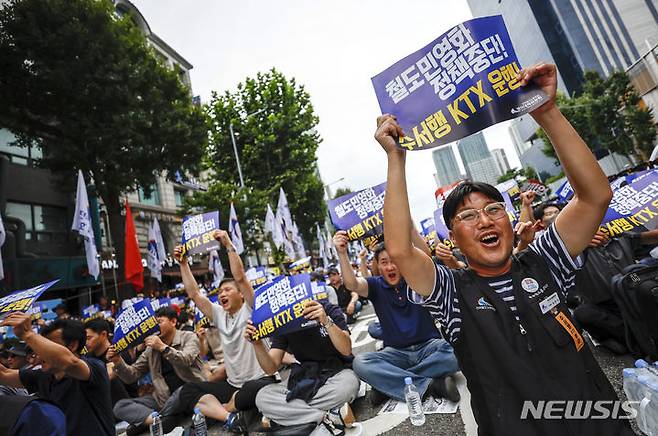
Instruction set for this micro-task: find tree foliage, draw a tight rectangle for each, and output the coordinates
[0,0,207,291]
[333,187,353,199]
[538,71,657,161]
[496,166,538,184]
[186,69,326,256]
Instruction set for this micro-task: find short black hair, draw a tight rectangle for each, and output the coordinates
[218,278,236,288]
[533,202,563,221]
[373,243,387,261]
[155,306,179,321]
[443,181,504,229]
[40,319,86,354]
[310,271,324,282]
[85,318,111,335]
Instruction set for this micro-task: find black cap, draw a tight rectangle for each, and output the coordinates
[327,267,340,275]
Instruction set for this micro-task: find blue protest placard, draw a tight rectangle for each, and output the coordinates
[246,266,269,289]
[372,15,548,151]
[181,211,221,256]
[112,299,159,353]
[251,274,318,340]
[150,297,171,311]
[599,170,658,237]
[433,208,454,249]
[82,304,101,321]
[328,182,386,247]
[0,279,59,319]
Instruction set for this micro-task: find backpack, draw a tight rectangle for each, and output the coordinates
[0,396,66,436]
[611,263,658,361]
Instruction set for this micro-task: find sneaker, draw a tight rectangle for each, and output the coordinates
[327,403,355,429]
[223,412,247,434]
[429,375,461,402]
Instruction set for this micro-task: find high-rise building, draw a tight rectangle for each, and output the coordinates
[491,148,511,175]
[457,132,490,178]
[468,156,502,185]
[432,145,462,187]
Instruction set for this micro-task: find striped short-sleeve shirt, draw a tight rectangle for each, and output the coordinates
[408,224,582,345]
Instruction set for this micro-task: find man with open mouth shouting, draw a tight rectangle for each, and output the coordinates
[375,63,634,436]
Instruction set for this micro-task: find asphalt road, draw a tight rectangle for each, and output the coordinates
[123,303,641,435]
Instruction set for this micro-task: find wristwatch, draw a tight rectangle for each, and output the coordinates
[323,317,334,329]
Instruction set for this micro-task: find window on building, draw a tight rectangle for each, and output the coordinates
[0,130,42,166]
[138,184,161,206]
[6,201,67,242]
[174,188,187,208]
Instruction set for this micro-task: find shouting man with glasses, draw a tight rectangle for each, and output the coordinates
[376,63,634,436]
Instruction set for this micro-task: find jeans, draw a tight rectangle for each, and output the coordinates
[352,338,459,402]
[368,321,384,340]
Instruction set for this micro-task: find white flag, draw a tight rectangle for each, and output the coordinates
[317,224,328,267]
[265,203,284,248]
[277,188,293,236]
[147,218,165,282]
[209,249,225,287]
[71,170,100,279]
[325,229,337,260]
[0,213,5,281]
[229,203,245,255]
[291,221,306,259]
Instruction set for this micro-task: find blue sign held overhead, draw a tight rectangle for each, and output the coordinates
[181,211,220,256]
[0,280,59,320]
[372,15,548,151]
[328,182,386,247]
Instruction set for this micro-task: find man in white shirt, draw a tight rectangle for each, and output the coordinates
[175,230,278,433]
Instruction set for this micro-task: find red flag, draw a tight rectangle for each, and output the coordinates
[124,199,144,292]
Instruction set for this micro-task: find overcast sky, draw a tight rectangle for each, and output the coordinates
[132,0,521,225]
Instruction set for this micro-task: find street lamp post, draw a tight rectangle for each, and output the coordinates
[229,108,265,189]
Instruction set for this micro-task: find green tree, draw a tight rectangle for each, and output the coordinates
[538,71,656,160]
[333,187,353,199]
[0,0,207,292]
[186,69,326,258]
[496,166,539,184]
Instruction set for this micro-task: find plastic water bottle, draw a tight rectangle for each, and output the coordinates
[404,376,425,426]
[149,411,162,436]
[623,368,642,402]
[192,407,208,436]
[635,359,658,379]
[638,378,658,436]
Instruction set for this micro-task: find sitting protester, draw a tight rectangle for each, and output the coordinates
[108,306,205,436]
[327,267,361,323]
[175,230,278,434]
[334,232,461,405]
[84,318,131,407]
[249,299,359,435]
[0,314,114,436]
[196,326,227,382]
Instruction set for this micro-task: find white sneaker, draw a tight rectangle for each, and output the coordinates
[327,403,356,429]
